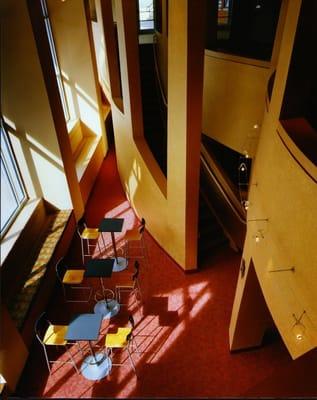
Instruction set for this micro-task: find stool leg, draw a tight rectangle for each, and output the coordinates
[42,345,51,374]
[116,287,121,303]
[65,345,79,374]
[132,336,141,355]
[80,238,85,265]
[97,238,102,257]
[127,346,137,376]
[77,341,84,357]
[101,233,106,254]
[87,239,91,257]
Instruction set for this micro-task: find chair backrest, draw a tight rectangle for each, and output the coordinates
[76,217,87,236]
[126,315,135,342]
[134,260,140,272]
[55,257,67,282]
[34,312,50,345]
[139,218,146,234]
[128,314,135,329]
[132,267,140,284]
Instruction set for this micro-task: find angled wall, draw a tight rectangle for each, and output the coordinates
[95,0,205,270]
[230,0,317,360]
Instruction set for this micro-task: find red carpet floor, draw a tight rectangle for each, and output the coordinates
[16,149,317,398]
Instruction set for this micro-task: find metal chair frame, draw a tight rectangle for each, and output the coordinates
[105,315,140,376]
[115,261,142,305]
[56,257,93,303]
[34,312,79,375]
[124,218,147,260]
[77,217,102,264]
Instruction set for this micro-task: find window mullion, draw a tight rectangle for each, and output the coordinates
[41,0,70,122]
[1,147,22,205]
[1,126,27,199]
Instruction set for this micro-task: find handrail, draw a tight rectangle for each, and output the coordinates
[152,36,168,107]
[267,70,276,102]
[276,127,317,184]
[204,49,271,69]
[200,150,246,225]
[201,143,246,222]
[265,70,276,112]
[201,142,241,201]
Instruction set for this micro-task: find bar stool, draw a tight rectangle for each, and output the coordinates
[124,218,146,260]
[34,312,79,374]
[55,257,93,303]
[77,217,102,264]
[104,315,139,376]
[115,261,142,305]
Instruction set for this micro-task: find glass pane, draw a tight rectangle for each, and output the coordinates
[1,128,25,202]
[139,0,154,31]
[41,0,70,121]
[140,20,154,30]
[0,123,27,236]
[0,159,19,232]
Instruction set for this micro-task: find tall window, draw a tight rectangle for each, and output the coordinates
[40,0,70,121]
[1,120,27,238]
[138,0,154,31]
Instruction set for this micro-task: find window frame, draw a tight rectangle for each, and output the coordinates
[0,119,28,239]
[40,0,70,122]
[138,0,155,33]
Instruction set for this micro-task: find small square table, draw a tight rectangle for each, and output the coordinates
[85,258,114,279]
[99,218,128,272]
[66,313,111,380]
[66,313,102,342]
[84,259,120,319]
